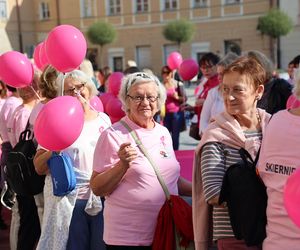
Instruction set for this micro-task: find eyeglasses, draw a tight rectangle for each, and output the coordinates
[127,94,158,103]
[64,83,86,95]
[126,73,158,94]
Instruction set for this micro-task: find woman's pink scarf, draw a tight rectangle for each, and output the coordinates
[192,108,271,250]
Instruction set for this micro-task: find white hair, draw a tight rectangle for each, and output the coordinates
[293,68,300,100]
[118,72,166,114]
[55,69,98,97]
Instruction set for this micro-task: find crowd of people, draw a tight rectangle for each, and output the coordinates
[0,49,299,250]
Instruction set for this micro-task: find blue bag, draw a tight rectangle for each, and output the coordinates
[47,152,77,197]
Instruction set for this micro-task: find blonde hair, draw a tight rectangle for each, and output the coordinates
[39,65,59,99]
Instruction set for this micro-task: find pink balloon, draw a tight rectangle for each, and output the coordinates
[284,168,300,228]
[89,96,104,112]
[99,93,114,111]
[39,42,49,70]
[45,25,87,73]
[105,96,125,123]
[179,59,199,81]
[107,72,124,96]
[167,52,183,70]
[33,43,43,70]
[34,96,84,151]
[0,51,34,88]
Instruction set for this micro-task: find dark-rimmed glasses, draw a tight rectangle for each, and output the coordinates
[64,83,86,95]
[127,95,158,103]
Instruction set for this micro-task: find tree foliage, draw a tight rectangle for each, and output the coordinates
[257,9,293,38]
[163,19,195,48]
[87,21,116,46]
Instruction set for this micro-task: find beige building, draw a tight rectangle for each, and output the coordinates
[1,0,274,75]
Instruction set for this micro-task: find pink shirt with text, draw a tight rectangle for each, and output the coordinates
[257,110,300,250]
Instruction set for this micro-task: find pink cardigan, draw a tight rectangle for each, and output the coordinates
[192,108,271,250]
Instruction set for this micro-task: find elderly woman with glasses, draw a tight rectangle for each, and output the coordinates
[90,72,192,249]
[34,69,111,250]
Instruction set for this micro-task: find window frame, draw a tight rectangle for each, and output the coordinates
[39,1,50,20]
[107,0,121,16]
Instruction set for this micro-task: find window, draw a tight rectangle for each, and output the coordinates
[136,46,151,69]
[164,0,177,10]
[224,39,241,55]
[193,0,207,8]
[39,2,50,20]
[113,57,123,72]
[225,0,240,4]
[108,0,121,15]
[0,0,7,19]
[136,0,148,13]
[80,0,92,17]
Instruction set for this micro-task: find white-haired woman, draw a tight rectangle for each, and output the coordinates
[257,68,300,250]
[90,72,192,249]
[34,70,111,250]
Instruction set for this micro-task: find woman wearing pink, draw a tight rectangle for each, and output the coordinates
[257,70,300,250]
[90,72,192,249]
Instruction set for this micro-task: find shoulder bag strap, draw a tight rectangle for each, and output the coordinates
[120,120,170,200]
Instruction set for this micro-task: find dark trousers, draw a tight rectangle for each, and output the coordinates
[164,111,185,150]
[67,199,106,250]
[16,195,41,250]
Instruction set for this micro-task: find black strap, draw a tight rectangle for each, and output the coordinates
[238,147,261,169]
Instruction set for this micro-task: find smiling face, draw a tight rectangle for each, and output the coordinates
[126,81,159,127]
[222,71,264,116]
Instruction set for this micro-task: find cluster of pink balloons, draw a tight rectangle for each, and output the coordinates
[33,24,87,73]
[284,168,300,228]
[99,72,125,123]
[167,51,199,81]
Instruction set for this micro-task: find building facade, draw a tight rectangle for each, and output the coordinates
[2,0,274,75]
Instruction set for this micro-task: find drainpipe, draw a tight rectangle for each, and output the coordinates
[56,0,61,25]
[276,0,281,69]
[15,0,23,52]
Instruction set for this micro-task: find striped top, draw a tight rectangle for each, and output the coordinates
[201,130,262,241]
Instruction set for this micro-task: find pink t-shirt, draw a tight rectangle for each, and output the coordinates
[7,105,31,147]
[93,116,180,246]
[165,87,180,113]
[257,110,300,250]
[29,101,44,131]
[0,96,22,142]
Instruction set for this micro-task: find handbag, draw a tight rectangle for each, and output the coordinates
[219,148,267,246]
[189,114,200,140]
[120,121,194,250]
[47,152,77,197]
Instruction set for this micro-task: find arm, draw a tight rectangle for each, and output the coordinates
[199,90,215,134]
[178,176,192,196]
[201,143,226,206]
[33,149,52,175]
[90,142,138,197]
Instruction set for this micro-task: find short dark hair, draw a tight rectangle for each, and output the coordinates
[199,52,220,67]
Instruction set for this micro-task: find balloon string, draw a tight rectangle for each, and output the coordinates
[30,85,42,101]
[74,91,127,143]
